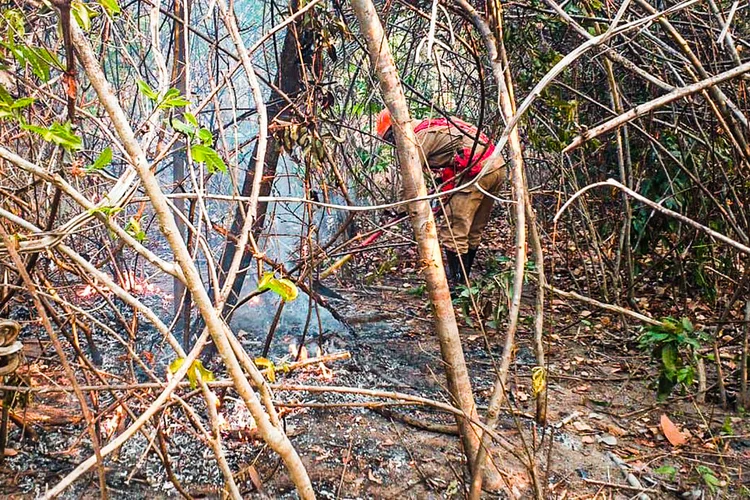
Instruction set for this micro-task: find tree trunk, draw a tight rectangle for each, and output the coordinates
[217,0,308,314]
[171,0,190,347]
[350,0,501,488]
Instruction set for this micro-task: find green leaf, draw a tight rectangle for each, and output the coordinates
[137,80,159,101]
[86,147,112,173]
[197,128,213,146]
[696,465,720,493]
[660,317,680,332]
[721,416,734,436]
[190,144,208,163]
[23,122,82,151]
[14,46,60,82]
[124,216,147,242]
[162,88,180,100]
[0,89,34,121]
[171,119,195,137]
[256,272,298,301]
[184,112,198,127]
[681,317,694,333]
[190,144,227,174]
[72,1,98,31]
[88,205,122,218]
[162,96,191,109]
[10,97,34,109]
[654,465,677,481]
[676,367,694,384]
[158,88,191,110]
[0,86,12,104]
[661,343,678,374]
[97,0,121,16]
[3,9,25,41]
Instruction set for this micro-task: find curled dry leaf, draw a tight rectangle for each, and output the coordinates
[660,414,687,446]
[573,421,593,432]
[606,424,627,437]
[368,469,383,484]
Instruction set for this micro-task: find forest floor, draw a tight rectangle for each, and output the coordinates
[1,212,749,499]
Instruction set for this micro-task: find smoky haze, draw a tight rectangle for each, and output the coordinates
[230,156,348,355]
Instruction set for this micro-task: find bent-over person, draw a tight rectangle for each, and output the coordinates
[376,108,506,289]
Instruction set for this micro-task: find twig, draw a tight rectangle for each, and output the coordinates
[198,381,241,499]
[335,433,355,499]
[582,478,656,494]
[554,179,750,256]
[716,0,739,44]
[155,411,194,500]
[271,383,519,454]
[369,406,459,435]
[607,452,650,500]
[564,61,750,152]
[740,301,750,408]
[542,283,662,326]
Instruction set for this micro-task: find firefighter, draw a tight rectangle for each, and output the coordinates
[376,108,506,288]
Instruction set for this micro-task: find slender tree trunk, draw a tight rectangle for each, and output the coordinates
[172,0,191,347]
[350,0,501,487]
[454,2,543,498]
[217,0,307,314]
[741,301,750,409]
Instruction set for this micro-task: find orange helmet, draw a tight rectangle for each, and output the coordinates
[376,108,392,138]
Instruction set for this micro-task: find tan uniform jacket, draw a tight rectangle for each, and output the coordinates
[402,118,506,254]
[412,120,492,173]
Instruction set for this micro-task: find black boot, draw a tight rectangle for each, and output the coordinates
[444,249,463,288]
[463,248,478,279]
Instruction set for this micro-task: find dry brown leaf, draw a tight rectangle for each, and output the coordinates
[243,464,264,494]
[573,421,593,432]
[660,414,687,446]
[607,424,627,437]
[634,438,656,448]
[368,470,382,484]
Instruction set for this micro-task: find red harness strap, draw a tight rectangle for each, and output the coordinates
[414,117,495,190]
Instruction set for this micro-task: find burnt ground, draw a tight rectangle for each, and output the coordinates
[2,213,750,499]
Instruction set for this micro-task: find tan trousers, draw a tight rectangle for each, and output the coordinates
[439,165,506,254]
